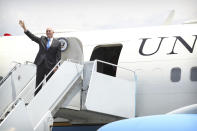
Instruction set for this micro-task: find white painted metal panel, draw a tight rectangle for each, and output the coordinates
[20,76,36,104]
[0,100,34,131]
[85,71,136,118]
[0,63,36,116]
[0,77,13,116]
[11,64,36,94]
[61,91,81,110]
[27,61,83,128]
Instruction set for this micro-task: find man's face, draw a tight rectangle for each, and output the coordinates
[46,28,54,38]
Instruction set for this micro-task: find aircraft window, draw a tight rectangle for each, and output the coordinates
[171,67,181,82]
[191,67,197,81]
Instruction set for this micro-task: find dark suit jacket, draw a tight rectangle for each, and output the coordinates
[25,30,61,69]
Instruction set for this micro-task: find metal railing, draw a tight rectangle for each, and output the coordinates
[0,60,62,121]
[0,61,36,121]
[25,60,63,103]
[94,60,135,72]
[0,76,36,120]
[0,62,21,86]
[92,59,136,81]
[49,61,83,112]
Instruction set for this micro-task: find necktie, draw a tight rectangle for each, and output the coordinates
[46,38,50,49]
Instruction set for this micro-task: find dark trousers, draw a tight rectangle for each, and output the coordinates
[35,62,53,96]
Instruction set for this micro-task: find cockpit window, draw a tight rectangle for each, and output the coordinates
[171,67,181,82]
[191,67,197,81]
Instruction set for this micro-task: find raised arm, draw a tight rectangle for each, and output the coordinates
[19,20,27,32]
[19,20,40,43]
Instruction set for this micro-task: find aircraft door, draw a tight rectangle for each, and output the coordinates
[58,37,84,63]
[90,44,122,76]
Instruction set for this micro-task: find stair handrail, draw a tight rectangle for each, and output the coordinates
[0,61,62,121]
[25,60,62,103]
[49,61,83,112]
[93,59,136,73]
[0,72,36,121]
[0,61,21,86]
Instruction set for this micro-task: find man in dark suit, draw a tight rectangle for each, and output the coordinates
[19,20,61,95]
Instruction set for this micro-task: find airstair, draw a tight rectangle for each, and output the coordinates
[0,60,136,131]
[0,62,36,118]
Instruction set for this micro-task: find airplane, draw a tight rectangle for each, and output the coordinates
[0,22,197,131]
[98,114,197,131]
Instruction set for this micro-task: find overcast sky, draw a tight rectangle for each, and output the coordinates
[0,0,196,35]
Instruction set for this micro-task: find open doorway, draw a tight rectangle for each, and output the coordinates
[90,44,122,77]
